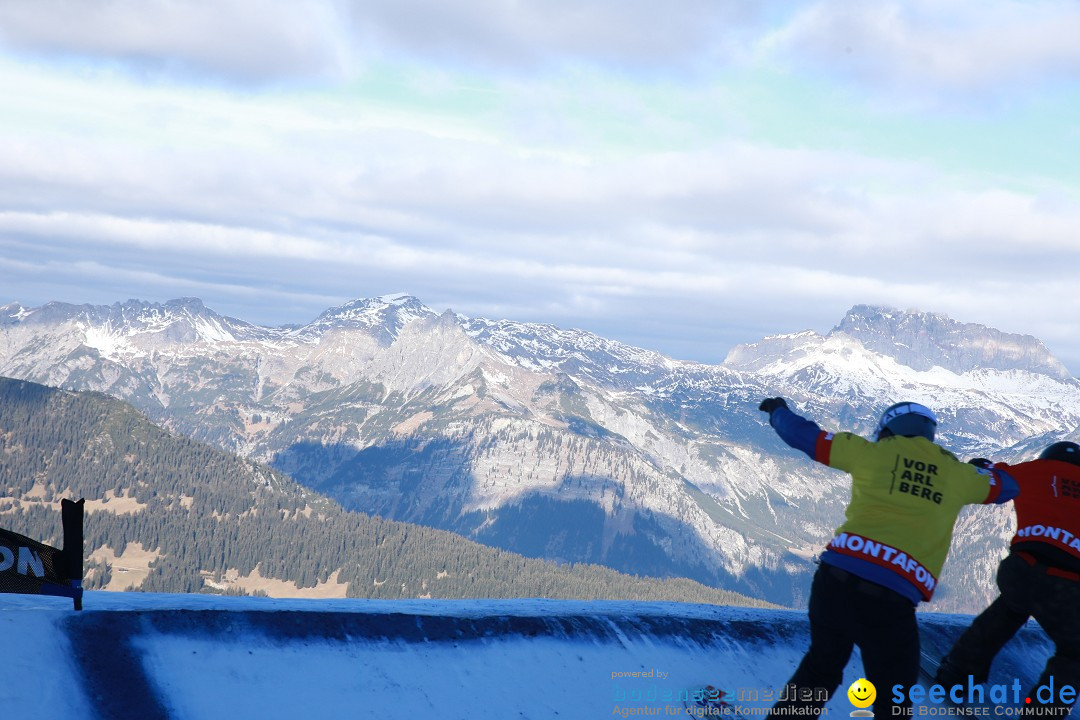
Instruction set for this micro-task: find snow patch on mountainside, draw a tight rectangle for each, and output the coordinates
[1,302,32,321]
[725,329,1080,447]
[82,326,137,361]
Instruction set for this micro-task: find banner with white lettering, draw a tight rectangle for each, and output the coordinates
[0,498,84,610]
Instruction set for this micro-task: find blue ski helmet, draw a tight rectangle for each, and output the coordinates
[873,402,937,442]
[1039,441,1080,467]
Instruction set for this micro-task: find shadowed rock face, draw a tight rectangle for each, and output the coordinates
[834,305,1071,379]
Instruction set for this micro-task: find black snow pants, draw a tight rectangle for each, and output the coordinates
[937,551,1080,718]
[767,563,919,719]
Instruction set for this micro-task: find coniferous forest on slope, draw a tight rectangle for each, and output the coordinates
[0,376,773,607]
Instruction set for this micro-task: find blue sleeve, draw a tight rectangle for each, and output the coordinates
[988,466,1019,504]
[768,405,824,461]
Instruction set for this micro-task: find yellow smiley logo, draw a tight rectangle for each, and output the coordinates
[847,678,876,709]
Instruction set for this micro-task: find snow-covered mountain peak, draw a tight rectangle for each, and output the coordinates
[723,330,825,372]
[301,294,438,345]
[834,305,1070,379]
[0,302,30,324]
[2,297,276,350]
[461,315,678,387]
[117,297,219,332]
[114,298,283,345]
[726,306,1072,383]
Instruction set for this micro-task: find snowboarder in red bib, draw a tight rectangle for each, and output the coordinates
[758,398,1018,719]
[935,442,1080,717]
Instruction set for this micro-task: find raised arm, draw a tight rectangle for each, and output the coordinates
[759,397,829,462]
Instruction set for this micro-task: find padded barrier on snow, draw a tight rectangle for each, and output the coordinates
[0,497,83,610]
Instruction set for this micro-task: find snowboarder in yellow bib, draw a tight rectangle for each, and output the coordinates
[758,398,1018,719]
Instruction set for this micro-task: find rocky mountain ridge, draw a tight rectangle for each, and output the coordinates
[2,294,1077,611]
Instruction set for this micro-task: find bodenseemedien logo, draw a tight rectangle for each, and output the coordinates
[848,678,876,717]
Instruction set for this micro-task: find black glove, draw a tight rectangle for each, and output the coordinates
[758,397,788,415]
[967,457,993,469]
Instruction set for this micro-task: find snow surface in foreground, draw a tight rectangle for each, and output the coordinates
[0,592,1053,720]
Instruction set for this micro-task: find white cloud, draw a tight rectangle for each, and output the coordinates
[3,0,1080,101]
[341,0,769,71]
[3,130,1079,333]
[2,4,1080,371]
[764,0,1080,97]
[0,0,354,82]
[2,66,1078,294]
[0,0,789,82]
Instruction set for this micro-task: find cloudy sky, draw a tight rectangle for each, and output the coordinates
[2,0,1080,371]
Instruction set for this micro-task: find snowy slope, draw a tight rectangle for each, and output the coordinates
[2,593,1055,720]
